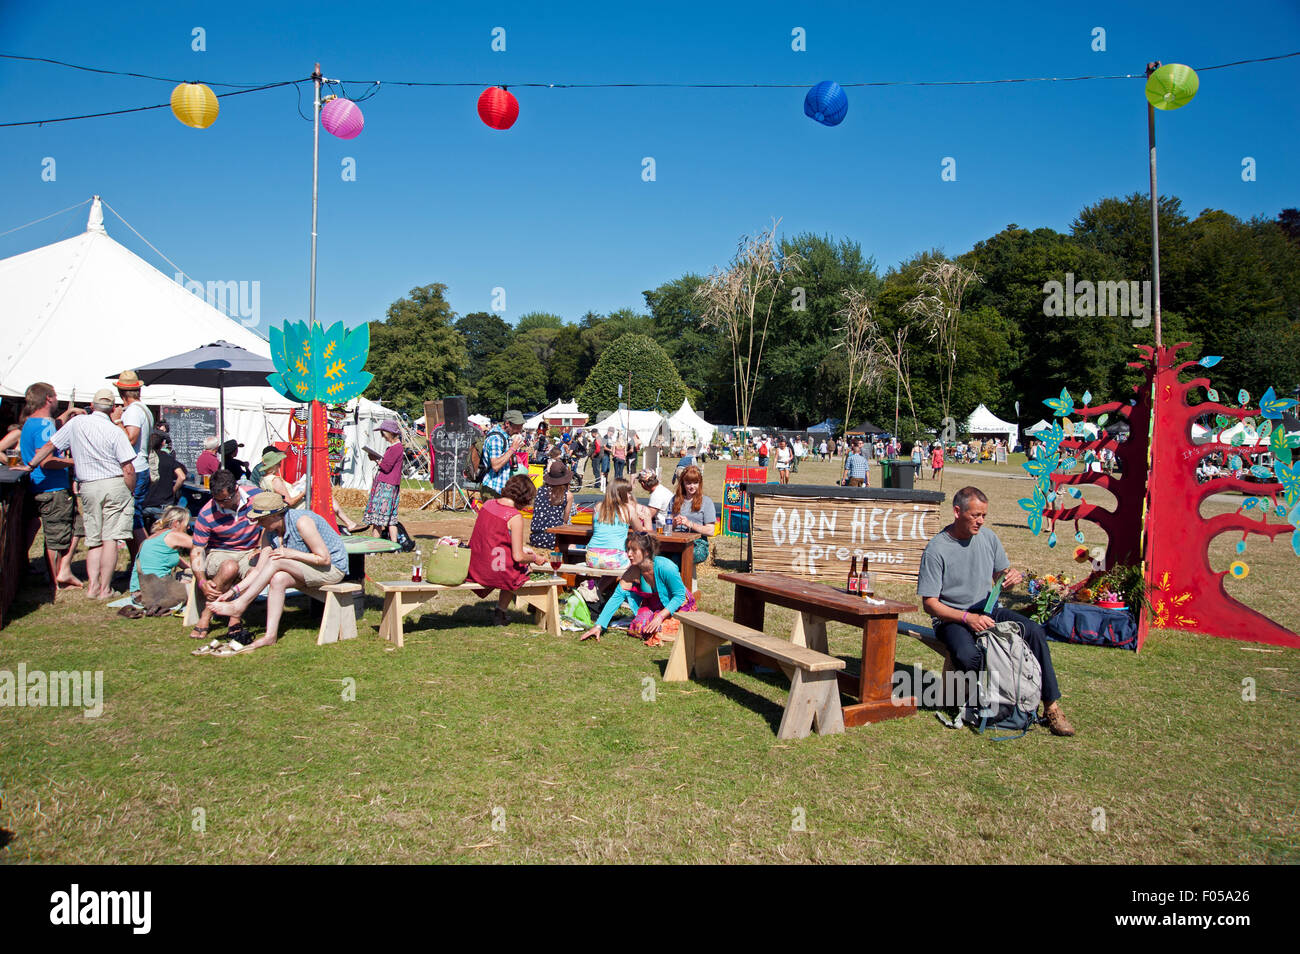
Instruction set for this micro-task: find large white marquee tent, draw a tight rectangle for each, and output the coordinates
[965,403,1020,449]
[667,398,715,447]
[0,197,397,489]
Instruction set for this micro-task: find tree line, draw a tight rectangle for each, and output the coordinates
[366,194,1300,435]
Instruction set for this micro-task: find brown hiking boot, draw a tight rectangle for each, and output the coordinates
[1042,701,1076,737]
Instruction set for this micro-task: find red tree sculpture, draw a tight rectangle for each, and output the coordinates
[1142,343,1299,649]
[1025,343,1300,650]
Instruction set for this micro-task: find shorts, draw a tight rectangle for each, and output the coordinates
[34,489,79,551]
[131,471,152,532]
[585,547,629,570]
[80,477,134,548]
[295,562,346,588]
[205,548,259,580]
[846,477,865,487]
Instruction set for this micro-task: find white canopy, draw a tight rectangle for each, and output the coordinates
[966,403,1019,448]
[1025,419,1052,435]
[667,398,715,446]
[1218,421,1268,447]
[592,409,671,446]
[0,197,391,488]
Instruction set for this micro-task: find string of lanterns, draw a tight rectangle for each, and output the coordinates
[168,68,1199,135]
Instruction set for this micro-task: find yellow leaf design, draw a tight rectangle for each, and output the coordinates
[324,359,347,380]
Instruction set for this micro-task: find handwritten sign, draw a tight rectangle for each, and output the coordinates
[159,405,216,476]
[429,421,479,489]
[749,493,944,584]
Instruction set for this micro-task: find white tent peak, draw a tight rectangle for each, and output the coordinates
[668,398,714,446]
[965,404,1019,447]
[87,195,105,233]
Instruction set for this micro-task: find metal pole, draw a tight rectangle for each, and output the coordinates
[307,63,322,512]
[1146,61,1162,354]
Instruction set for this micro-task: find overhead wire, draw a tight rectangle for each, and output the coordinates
[0,50,1295,128]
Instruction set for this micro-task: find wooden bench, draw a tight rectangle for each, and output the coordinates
[374,576,564,647]
[665,610,845,739]
[183,576,364,646]
[897,620,953,670]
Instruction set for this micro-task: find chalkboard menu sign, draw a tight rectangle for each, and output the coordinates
[160,405,217,475]
[429,421,480,490]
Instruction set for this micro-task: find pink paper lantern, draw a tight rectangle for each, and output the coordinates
[321,97,364,139]
[477,86,519,130]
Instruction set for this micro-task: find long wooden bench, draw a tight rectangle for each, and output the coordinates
[183,576,364,646]
[666,610,845,739]
[374,576,564,647]
[897,620,953,670]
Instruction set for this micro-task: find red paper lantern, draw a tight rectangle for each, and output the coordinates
[477,86,519,130]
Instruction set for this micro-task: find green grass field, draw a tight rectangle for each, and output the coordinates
[2,456,1296,863]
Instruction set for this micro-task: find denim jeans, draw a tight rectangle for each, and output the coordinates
[934,603,1061,704]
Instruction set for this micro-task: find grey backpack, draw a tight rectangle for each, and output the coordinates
[945,620,1042,739]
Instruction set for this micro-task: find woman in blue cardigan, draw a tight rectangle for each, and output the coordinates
[579,531,696,646]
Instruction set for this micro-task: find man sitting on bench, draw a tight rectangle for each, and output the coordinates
[916,485,1076,737]
[207,492,348,655]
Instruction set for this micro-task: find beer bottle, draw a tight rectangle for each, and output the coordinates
[847,555,859,594]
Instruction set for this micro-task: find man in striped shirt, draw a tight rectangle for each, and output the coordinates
[25,388,136,599]
[189,469,262,641]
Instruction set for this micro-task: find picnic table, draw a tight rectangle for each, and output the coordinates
[343,536,401,581]
[549,524,702,591]
[717,571,919,727]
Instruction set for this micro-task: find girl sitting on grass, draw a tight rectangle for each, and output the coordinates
[579,531,695,647]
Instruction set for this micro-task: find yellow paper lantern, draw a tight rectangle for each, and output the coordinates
[170,82,219,129]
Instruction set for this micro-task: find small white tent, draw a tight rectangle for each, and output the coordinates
[592,409,671,446]
[1025,419,1052,435]
[966,404,1019,448]
[0,197,389,488]
[668,398,715,447]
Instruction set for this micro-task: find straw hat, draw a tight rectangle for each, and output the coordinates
[113,370,143,390]
[247,491,289,519]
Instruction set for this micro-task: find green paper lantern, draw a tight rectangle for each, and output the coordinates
[1145,63,1198,110]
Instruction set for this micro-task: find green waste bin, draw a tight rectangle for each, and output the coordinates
[878,459,894,488]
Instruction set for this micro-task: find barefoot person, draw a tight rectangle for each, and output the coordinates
[917,486,1076,736]
[188,470,262,642]
[18,383,84,594]
[207,492,348,653]
[578,531,696,646]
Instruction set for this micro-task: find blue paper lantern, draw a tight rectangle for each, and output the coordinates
[804,81,848,126]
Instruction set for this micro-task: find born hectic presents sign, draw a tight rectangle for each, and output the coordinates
[749,493,944,585]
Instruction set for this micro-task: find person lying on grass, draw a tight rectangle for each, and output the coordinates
[578,531,695,647]
[206,491,348,654]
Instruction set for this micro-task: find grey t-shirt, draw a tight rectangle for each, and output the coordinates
[916,526,1009,611]
[673,494,716,530]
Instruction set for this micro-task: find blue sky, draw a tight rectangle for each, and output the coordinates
[2,0,1297,337]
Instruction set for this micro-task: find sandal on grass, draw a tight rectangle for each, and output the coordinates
[211,641,258,657]
[191,638,227,656]
[226,624,256,646]
[188,623,211,640]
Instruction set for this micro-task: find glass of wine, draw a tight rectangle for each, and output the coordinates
[549,549,563,572]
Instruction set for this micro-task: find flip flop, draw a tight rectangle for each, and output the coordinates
[188,623,211,639]
[211,641,258,657]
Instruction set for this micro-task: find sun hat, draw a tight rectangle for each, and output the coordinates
[92,388,115,408]
[503,409,525,427]
[543,460,572,485]
[259,449,287,473]
[247,491,289,519]
[222,439,242,455]
[113,370,143,390]
[378,419,401,436]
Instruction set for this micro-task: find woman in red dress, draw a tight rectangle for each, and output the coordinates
[468,474,550,624]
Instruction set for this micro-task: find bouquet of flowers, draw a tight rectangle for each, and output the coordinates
[1025,570,1074,623]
